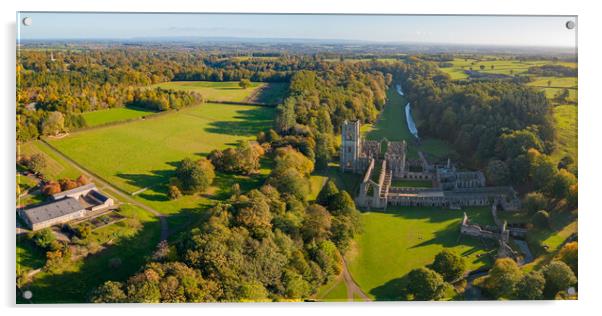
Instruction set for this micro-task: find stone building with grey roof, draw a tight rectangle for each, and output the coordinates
[19,183,114,231]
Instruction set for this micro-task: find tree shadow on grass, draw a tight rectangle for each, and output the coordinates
[370,274,410,301]
[405,219,495,267]
[116,166,177,191]
[19,215,161,303]
[205,107,274,137]
[252,83,287,105]
[165,206,212,241]
[375,206,494,226]
[211,170,269,201]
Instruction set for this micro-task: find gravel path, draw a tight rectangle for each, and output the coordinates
[341,257,371,301]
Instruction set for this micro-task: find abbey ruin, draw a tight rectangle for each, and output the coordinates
[340,120,521,211]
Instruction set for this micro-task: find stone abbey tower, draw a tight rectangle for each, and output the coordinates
[340,120,361,172]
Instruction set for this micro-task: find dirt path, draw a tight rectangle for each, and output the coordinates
[39,140,169,241]
[341,257,371,301]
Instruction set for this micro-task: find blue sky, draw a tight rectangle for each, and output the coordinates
[18,12,576,47]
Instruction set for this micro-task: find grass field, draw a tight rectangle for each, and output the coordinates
[82,107,155,127]
[316,276,348,301]
[527,76,578,105]
[49,103,275,216]
[551,105,578,164]
[17,173,37,193]
[16,173,44,207]
[152,81,287,105]
[348,207,495,300]
[439,58,576,80]
[18,141,81,180]
[526,208,577,256]
[308,175,328,201]
[18,204,161,303]
[362,85,454,160]
[438,58,578,104]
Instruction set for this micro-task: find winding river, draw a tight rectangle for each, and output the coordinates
[396,84,419,139]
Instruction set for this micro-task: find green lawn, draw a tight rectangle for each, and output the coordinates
[18,141,81,180]
[551,105,578,164]
[16,173,45,207]
[18,204,161,303]
[16,235,46,275]
[308,175,327,201]
[526,209,577,256]
[348,206,495,300]
[152,81,287,105]
[49,103,275,216]
[17,174,37,193]
[317,277,348,302]
[249,82,288,105]
[82,107,155,127]
[362,85,453,160]
[313,163,363,197]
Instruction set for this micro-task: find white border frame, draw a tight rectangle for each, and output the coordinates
[2,1,599,315]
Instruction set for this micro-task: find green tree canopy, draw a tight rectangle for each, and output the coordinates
[431,250,467,282]
[316,179,339,206]
[90,281,127,303]
[174,157,215,194]
[406,267,447,301]
[239,78,251,89]
[485,159,510,186]
[558,242,578,276]
[543,261,577,298]
[302,204,332,242]
[515,271,545,300]
[483,258,522,299]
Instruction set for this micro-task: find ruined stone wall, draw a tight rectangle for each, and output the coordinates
[460,212,498,239]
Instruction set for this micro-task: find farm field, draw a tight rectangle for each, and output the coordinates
[49,103,275,216]
[82,107,155,127]
[348,207,495,300]
[362,85,454,160]
[18,204,161,303]
[438,58,578,103]
[527,76,578,104]
[18,141,81,180]
[438,57,576,80]
[152,81,287,105]
[551,105,578,164]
